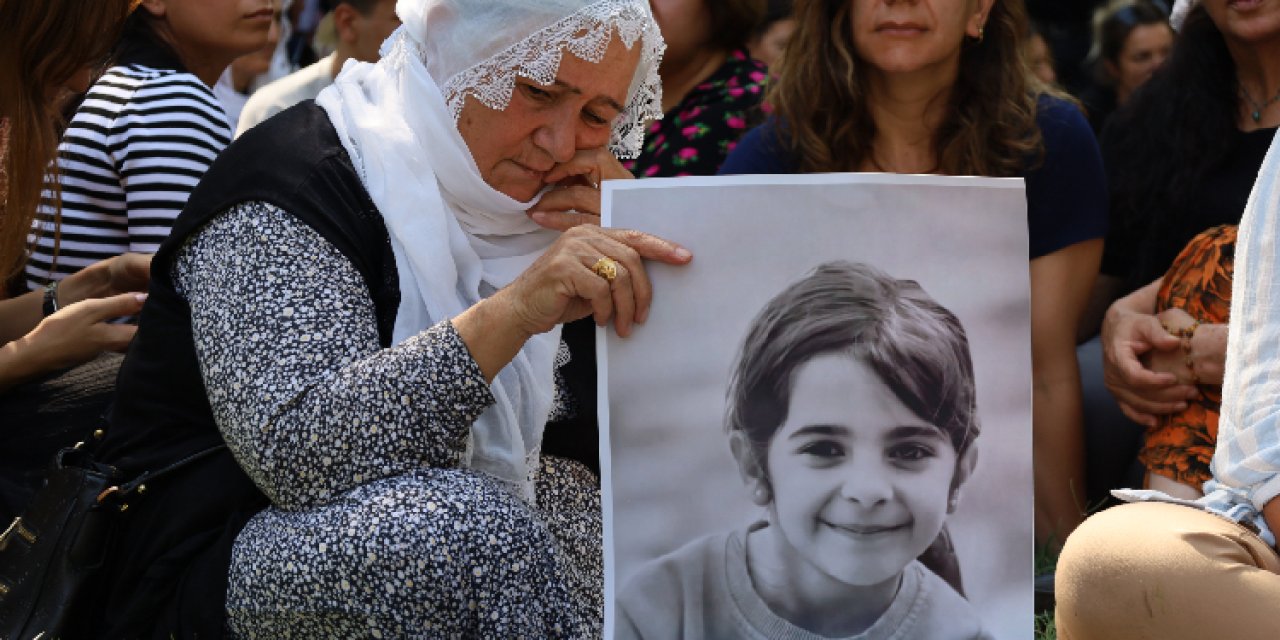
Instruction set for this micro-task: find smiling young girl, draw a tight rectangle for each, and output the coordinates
[617,261,988,639]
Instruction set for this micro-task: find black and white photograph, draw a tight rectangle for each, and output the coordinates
[599,174,1033,639]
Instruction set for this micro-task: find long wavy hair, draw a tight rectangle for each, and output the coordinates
[1102,4,1237,282]
[0,0,135,283]
[768,0,1048,176]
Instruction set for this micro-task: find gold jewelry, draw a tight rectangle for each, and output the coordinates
[976,25,985,43]
[590,256,618,282]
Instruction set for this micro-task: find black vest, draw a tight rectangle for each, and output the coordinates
[92,102,398,638]
[92,101,599,636]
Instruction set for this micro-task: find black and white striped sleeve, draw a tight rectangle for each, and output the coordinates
[25,65,230,289]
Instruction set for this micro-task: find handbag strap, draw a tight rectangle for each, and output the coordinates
[98,444,228,504]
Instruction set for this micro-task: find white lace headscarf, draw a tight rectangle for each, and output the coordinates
[1170,0,1198,30]
[315,0,664,501]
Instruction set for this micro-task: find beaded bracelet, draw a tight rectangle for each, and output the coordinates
[1160,319,1201,385]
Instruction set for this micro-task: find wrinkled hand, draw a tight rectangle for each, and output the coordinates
[24,293,148,371]
[495,225,690,338]
[1101,303,1198,426]
[527,147,633,231]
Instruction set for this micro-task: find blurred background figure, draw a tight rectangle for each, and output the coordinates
[748,0,796,69]
[215,5,285,131]
[1026,21,1059,85]
[238,0,399,135]
[624,0,768,178]
[1079,0,1173,135]
[24,0,274,291]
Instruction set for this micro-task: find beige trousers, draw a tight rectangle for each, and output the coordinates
[1056,501,1280,640]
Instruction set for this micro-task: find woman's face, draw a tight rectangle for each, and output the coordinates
[763,353,959,588]
[1108,23,1172,102]
[457,36,640,202]
[1203,0,1280,45]
[140,0,276,61]
[649,0,713,64]
[1026,32,1057,85]
[849,0,992,76]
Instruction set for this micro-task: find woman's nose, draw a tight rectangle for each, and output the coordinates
[532,117,577,165]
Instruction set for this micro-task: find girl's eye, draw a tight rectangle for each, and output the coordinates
[583,110,609,126]
[797,440,844,460]
[888,443,936,463]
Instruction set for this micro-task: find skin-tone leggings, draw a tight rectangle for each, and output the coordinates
[1055,501,1280,640]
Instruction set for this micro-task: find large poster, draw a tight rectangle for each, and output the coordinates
[599,174,1032,640]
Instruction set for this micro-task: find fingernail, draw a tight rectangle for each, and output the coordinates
[673,247,692,260]
[134,293,148,303]
[529,211,547,223]
[1175,402,1187,411]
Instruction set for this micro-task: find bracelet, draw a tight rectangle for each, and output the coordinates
[1178,320,1201,385]
[41,280,60,317]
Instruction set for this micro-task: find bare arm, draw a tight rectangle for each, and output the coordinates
[1031,239,1101,548]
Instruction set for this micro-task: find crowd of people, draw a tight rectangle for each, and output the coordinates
[1,0,1278,636]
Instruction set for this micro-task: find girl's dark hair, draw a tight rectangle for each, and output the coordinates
[111,5,183,67]
[1102,4,1236,275]
[725,261,980,473]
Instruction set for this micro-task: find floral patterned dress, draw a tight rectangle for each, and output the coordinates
[622,49,767,178]
[1141,224,1236,489]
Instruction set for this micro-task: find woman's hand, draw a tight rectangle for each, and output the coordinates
[500,225,690,338]
[0,292,147,391]
[25,293,148,370]
[453,225,691,383]
[527,147,633,230]
[1101,301,1198,426]
[59,252,152,306]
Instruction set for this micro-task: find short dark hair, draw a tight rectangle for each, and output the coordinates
[1092,0,1170,65]
[725,261,980,474]
[707,0,767,51]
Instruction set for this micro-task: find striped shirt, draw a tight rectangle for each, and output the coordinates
[25,63,230,289]
[1116,133,1280,545]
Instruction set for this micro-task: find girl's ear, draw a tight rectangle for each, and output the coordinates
[730,431,771,505]
[947,446,978,514]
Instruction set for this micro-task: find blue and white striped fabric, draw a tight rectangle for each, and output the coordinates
[24,63,230,290]
[1116,132,1280,545]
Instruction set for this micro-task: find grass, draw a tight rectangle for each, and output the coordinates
[1035,612,1057,640]
[1034,535,1061,640]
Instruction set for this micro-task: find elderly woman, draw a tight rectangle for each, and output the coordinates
[720,0,1108,550]
[84,0,688,636]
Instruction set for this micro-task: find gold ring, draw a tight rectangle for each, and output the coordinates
[591,257,618,282]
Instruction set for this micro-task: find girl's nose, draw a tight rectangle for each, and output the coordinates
[839,464,892,506]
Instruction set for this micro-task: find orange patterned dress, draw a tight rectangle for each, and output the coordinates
[1139,224,1236,489]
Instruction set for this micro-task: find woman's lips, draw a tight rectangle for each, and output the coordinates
[1228,0,1264,10]
[876,22,927,36]
[245,7,274,20]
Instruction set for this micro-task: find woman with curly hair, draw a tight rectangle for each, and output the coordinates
[721,0,1107,549]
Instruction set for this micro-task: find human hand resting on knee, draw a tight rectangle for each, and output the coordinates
[1102,279,1199,426]
[0,253,151,391]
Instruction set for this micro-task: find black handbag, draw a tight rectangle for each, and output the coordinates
[0,440,225,639]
